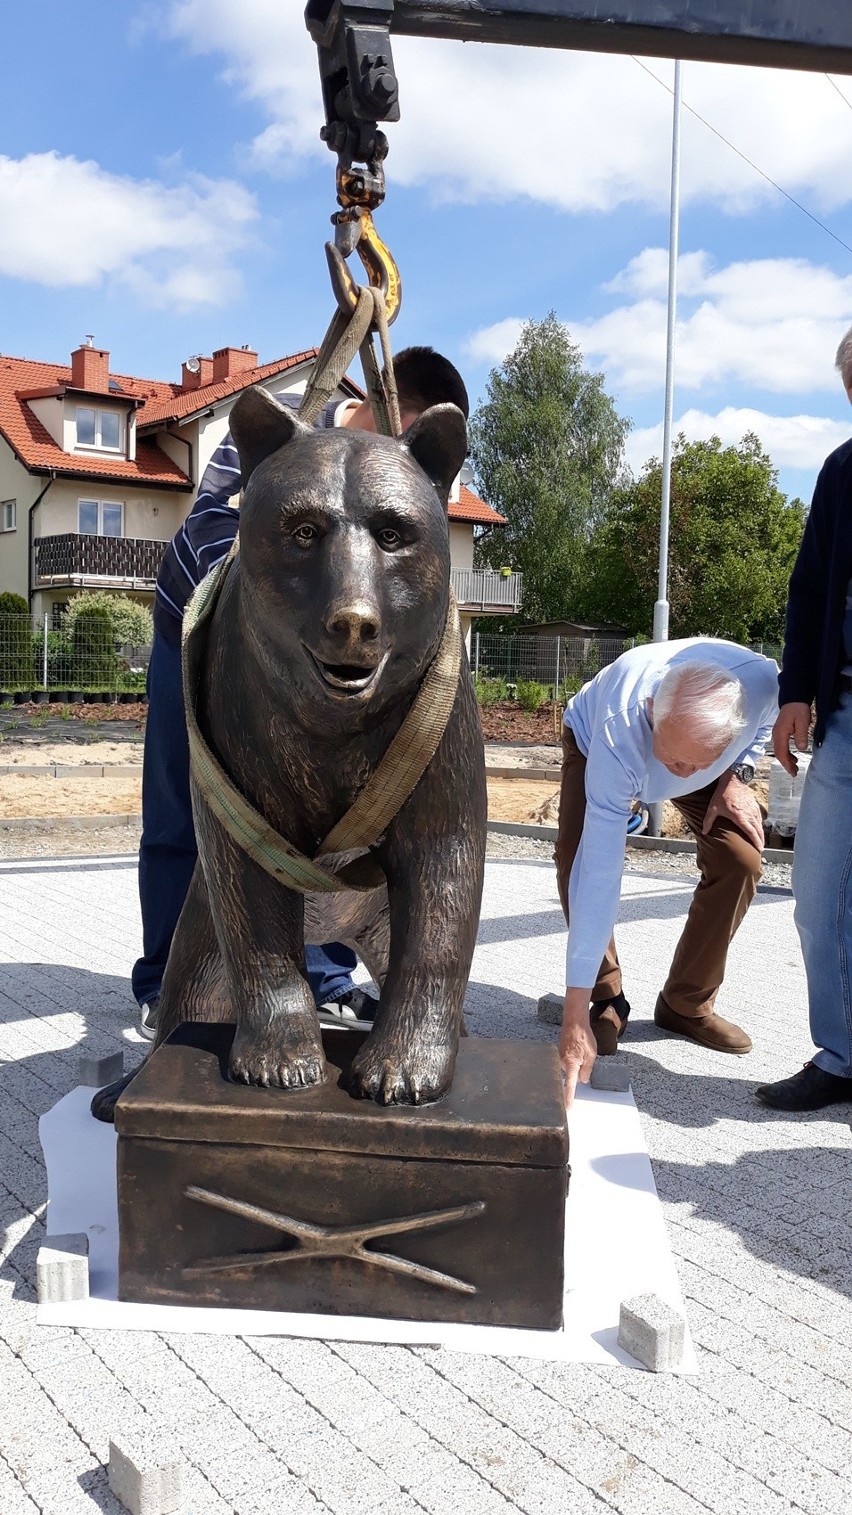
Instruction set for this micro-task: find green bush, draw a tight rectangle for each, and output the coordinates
[32,628,73,688]
[0,591,36,688]
[558,675,584,702]
[64,591,152,648]
[474,674,509,706]
[72,606,118,689]
[516,679,549,712]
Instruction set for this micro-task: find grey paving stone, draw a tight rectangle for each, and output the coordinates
[618,1294,686,1372]
[108,1427,186,1515]
[589,1051,631,1091]
[536,991,563,1026]
[77,1045,124,1087]
[36,1234,89,1304]
[4,857,852,1515]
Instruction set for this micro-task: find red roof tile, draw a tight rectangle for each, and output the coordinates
[136,349,365,426]
[449,483,506,527]
[0,351,505,523]
[0,356,190,488]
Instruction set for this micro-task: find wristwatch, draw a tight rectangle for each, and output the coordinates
[730,762,755,785]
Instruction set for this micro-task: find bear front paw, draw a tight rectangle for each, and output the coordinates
[229,1023,327,1091]
[348,1029,456,1106]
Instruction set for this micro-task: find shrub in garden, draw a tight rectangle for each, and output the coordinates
[64,591,152,649]
[72,606,118,689]
[474,674,509,706]
[516,679,549,712]
[0,591,36,688]
[32,628,73,688]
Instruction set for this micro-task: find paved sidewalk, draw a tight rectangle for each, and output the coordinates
[1,855,850,1514]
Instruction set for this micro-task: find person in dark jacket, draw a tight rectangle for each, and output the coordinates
[756,327,852,1111]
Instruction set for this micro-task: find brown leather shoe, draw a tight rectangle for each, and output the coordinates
[654,996,752,1054]
[591,994,630,1056]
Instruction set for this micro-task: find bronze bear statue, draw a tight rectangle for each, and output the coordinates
[93,389,486,1117]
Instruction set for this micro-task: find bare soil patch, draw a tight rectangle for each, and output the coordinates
[486,778,560,824]
[478,701,563,744]
[0,774,141,818]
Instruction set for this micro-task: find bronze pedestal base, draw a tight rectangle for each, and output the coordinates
[116,1025,569,1330]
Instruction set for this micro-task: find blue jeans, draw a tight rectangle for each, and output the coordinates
[792,690,852,1077]
[131,629,358,1010]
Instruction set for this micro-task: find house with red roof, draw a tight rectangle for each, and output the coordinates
[0,340,522,638]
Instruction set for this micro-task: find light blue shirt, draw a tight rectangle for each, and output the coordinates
[562,638,779,988]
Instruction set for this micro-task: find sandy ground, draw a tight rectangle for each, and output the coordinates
[0,739,142,767]
[0,774,142,817]
[0,726,771,836]
[0,771,557,823]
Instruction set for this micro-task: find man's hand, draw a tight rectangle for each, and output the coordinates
[703,771,765,853]
[772,702,812,777]
[559,986,596,1107]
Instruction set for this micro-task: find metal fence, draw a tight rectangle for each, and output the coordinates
[0,614,150,701]
[470,633,784,697]
[471,633,634,694]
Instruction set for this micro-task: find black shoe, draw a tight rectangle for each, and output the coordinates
[755,1062,852,1111]
[590,993,630,1056]
[318,985,379,1030]
[138,997,159,1041]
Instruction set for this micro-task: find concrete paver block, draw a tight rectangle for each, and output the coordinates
[618,1292,686,1371]
[36,1234,89,1303]
[590,1053,630,1092]
[536,991,563,1026]
[108,1429,185,1515]
[77,1046,124,1087]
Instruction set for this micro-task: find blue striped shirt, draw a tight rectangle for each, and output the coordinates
[154,395,339,642]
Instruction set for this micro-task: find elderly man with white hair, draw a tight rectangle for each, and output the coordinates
[554,639,779,1103]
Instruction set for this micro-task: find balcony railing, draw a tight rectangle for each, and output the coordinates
[31,538,523,610]
[34,533,168,588]
[451,568,523,613]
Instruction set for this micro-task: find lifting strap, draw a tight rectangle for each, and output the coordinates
[181,542,462,895]
[298,284,401,437]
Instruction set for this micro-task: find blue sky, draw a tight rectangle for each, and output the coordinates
[4,1,852,503]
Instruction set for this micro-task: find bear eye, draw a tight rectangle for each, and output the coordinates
[376,526,401,550]
[293,522,317,546]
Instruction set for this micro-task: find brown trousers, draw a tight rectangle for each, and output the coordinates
[553,727,762,1018]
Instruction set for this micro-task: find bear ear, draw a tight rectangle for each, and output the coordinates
[402,403,468,504]
[229,389,312,488]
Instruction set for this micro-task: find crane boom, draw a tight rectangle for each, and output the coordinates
[305,1,852,182]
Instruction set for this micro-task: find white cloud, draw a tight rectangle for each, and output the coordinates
[625,408,850,477]
[462,318,526,367]
[464,250,852,396]
[575,253,852,394]
[0,152,257,307]
[168,0,852,215]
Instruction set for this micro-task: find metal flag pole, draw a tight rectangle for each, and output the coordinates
[648,57,683,838]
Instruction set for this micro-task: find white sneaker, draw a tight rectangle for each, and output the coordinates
[139,999,159,1040]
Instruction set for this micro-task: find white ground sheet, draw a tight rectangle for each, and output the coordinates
[39,1081,697,1371]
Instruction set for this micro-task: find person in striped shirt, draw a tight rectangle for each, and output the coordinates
[132,348,470,1041]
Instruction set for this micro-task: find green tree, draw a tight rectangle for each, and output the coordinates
[0,591,35,688]
[73,606,118,689]
[578,433,806,643]
[469,315,630,623]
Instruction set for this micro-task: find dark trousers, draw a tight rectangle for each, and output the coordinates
[131,629,357,1009]
[553,727,762,1018]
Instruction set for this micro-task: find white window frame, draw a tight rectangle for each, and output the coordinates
[1,499,16,532]
[76,406,123,453]
[77,499,124,537]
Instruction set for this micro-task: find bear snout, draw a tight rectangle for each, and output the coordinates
[324,600,381,648]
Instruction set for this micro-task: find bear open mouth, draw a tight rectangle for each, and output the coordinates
[306,649,384,694]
